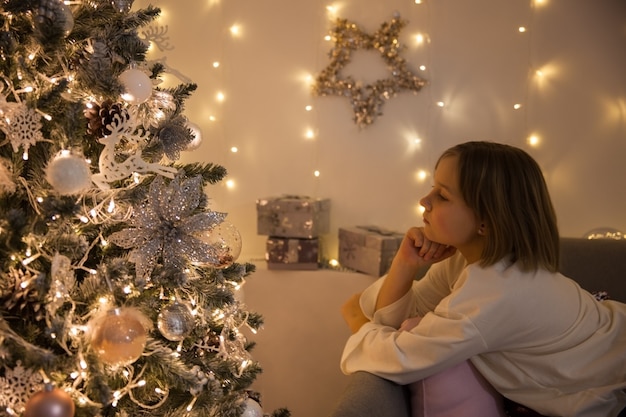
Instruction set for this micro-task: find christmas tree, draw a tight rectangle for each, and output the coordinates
[0,1,287,416]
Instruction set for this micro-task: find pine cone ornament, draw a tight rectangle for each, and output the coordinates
[85,100,129,137]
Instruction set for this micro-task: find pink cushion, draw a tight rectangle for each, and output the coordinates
[409,360,506,417]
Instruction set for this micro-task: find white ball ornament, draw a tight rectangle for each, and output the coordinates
[242,398,263,417]
[45,151,92,195]
[119,68,152,105]
[184,121,203,151]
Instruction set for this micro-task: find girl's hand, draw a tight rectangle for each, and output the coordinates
[394,227,456,271]
[375,227,456,311]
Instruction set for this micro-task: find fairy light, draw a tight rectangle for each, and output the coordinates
[305,128,315,139]
[225,179,235,189]
[305,105,313,111]
[514,103,522,110]
[436,101,445,107]
[528,134,541,146]
[216,91,225,102]
[229,24,241,37]
[213,61,220,68]
[314,170,320,177]
[416,169,428,182]
[107,199,115,213]
[518,26,527,33]
[230,146,238,153]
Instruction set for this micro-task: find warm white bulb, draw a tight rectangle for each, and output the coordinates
[213,61,220,68]
[314,170,320,177]
[528,134,541,146]
[216,92,225,102]
[305,105,313,111]
[230,146,238,153]
[518,26,527,33]
[514,103,522,110]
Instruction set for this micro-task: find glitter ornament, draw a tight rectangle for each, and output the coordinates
[90,308,149,366]
[119,68,152,105]
[23,384,75,417]
[45,151,92,195]
[241,398,263,417]
[158,301,195,341]
[196,221,242,268]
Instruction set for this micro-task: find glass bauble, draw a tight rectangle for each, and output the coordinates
[119,68,152,105]
[24,385,75,417]
[199,221,242,268]
[157,301,195,341]
[90,308,148,366]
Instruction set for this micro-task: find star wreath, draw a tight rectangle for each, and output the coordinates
[312,15,426,128]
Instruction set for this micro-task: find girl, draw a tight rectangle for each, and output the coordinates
[340,141,626,416]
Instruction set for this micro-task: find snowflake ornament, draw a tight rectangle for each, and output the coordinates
[107,175,227,284]
[0,361,44,414]
[0,102,45,157]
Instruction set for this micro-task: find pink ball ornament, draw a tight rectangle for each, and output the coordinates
[24,385,75,417]
[119,68,152,105]
[90,308,150,366]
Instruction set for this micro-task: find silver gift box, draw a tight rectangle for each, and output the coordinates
[338,226,404,277]
[257,195,330,238]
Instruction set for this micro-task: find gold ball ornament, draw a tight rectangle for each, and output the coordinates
[90,308,149,366]
[24,385,75,417]
[119,68,152,105]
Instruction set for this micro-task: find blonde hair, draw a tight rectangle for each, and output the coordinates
[438,141,559,272]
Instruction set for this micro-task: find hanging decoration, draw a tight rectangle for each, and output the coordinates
[23,384,75,417]
[312,15,426,128]
[157,300,195,341]
[0,101,45,158]
[88,307,150,367]
[107,175,228,283]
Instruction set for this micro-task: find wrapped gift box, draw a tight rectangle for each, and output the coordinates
[338,226,404,277]
[257,195,330,238]
[266,237,319,270]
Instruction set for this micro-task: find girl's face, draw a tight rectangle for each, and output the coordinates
[419,155,484,263]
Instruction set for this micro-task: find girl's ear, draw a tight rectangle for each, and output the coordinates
[477,223,487,236]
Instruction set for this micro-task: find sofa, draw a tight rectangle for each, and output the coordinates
[329,237,626,417]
